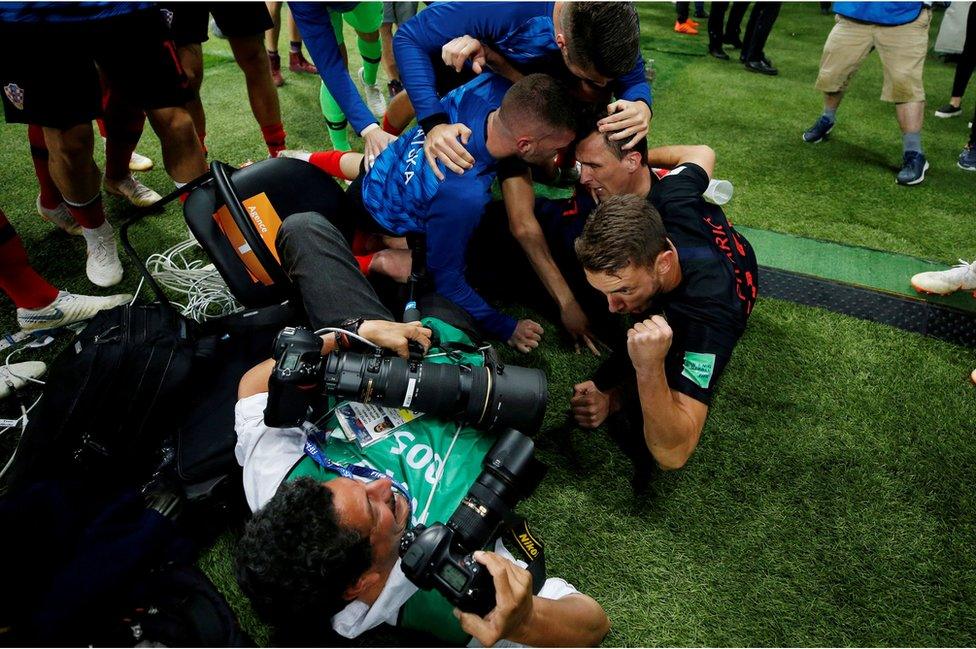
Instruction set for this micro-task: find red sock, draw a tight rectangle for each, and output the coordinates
[261,122,287,158]
[381,113,404,136]
[103,97,146,181]
[0,209,59,309]
[309,150,352,180]
[96,117,108,139]
[355,253,374,275]
[351,230,372,255]
[65,193,106,229]
[27,124,63,210]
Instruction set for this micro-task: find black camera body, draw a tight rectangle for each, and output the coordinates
[264,327,326,428]
[264,326,548,432]
[399,429,546,616]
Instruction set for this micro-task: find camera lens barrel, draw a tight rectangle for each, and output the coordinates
[322,351,547,432]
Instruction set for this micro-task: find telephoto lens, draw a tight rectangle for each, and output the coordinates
[322,351,548,432]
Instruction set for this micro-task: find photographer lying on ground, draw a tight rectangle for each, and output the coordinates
[570,137,758,475]
[279,72,578,355]
[233,216,609,646]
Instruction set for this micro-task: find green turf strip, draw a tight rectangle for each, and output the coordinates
[738,225,976,313]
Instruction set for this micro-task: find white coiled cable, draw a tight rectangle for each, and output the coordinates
[143,238,241,322]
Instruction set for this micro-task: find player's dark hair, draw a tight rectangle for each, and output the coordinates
[236,478,373,628]
[499,73,579,135]
[563,3,641,80]
[575,194,668,272]
[580,109,648,166]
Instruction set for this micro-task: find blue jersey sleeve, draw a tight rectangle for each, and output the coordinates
[290,2,377,135]
[424,180,518,341]
[393,2,542,133]
[613,54,653,108]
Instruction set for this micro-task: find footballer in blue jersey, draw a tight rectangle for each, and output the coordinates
[280,73,578,349]
[392,2,650,177]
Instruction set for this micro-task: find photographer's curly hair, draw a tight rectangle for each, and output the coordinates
[235,478,373,627]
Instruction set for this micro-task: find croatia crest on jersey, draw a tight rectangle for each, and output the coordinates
[4,83,24,111]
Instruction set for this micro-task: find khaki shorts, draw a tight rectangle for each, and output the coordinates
[814,9,931,103]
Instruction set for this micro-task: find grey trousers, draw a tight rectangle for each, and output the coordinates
[275,211,393,329]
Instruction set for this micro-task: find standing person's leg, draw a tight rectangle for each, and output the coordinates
[345,2,386,117]
[674,2,697,34]
[320,10,352,151]
[0,209,59,311]
[287,5,318,73]
[162,6,210,147]
[0,208,132,332]
[96,8,207,185]
[380,2,416,96]
[228,34,287,157]
[44,124,124,287]
[746,2,781,62]
[742,2,781,74]
[724,2,750,47]
[1,17,122,287]
[958,104,976,170]
[26,124,79,235]
[939,3,976,116]
[707,2,731,56]
[265,1,285,86]
[380,4,398,91]
[676,2,690,23]
[210,4,286,158]
[877,8,931,184]
[803,15,873,142]
[101,81,163,207]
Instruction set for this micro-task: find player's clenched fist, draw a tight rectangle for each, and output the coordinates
[626,315,672,374]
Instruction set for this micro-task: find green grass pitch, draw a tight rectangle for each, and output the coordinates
[0,3,974,645]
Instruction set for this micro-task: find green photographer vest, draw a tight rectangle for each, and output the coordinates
[286,317,493,643]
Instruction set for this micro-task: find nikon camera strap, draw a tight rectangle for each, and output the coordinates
[505,514,546,595]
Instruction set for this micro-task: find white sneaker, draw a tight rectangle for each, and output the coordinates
[83,223,124,287]
[911,260,976,296]
[359,66,387,118]
[35,195,82,236]
[0,361,46,399]
[103,174,162,208]
[276,149,313,162]
[128,150,154,172]
[17,290,132,332]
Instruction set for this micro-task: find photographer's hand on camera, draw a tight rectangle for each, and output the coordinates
[571,380,621,429]
[356,320,433,359]
[507,319,544,354]
[454,550,534,646]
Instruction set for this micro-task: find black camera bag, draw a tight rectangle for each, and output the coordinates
[4,303,198,491]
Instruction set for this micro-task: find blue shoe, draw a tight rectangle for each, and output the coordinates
[958,145,976,172]
[802,115,834,143]
[896,151,929,185]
